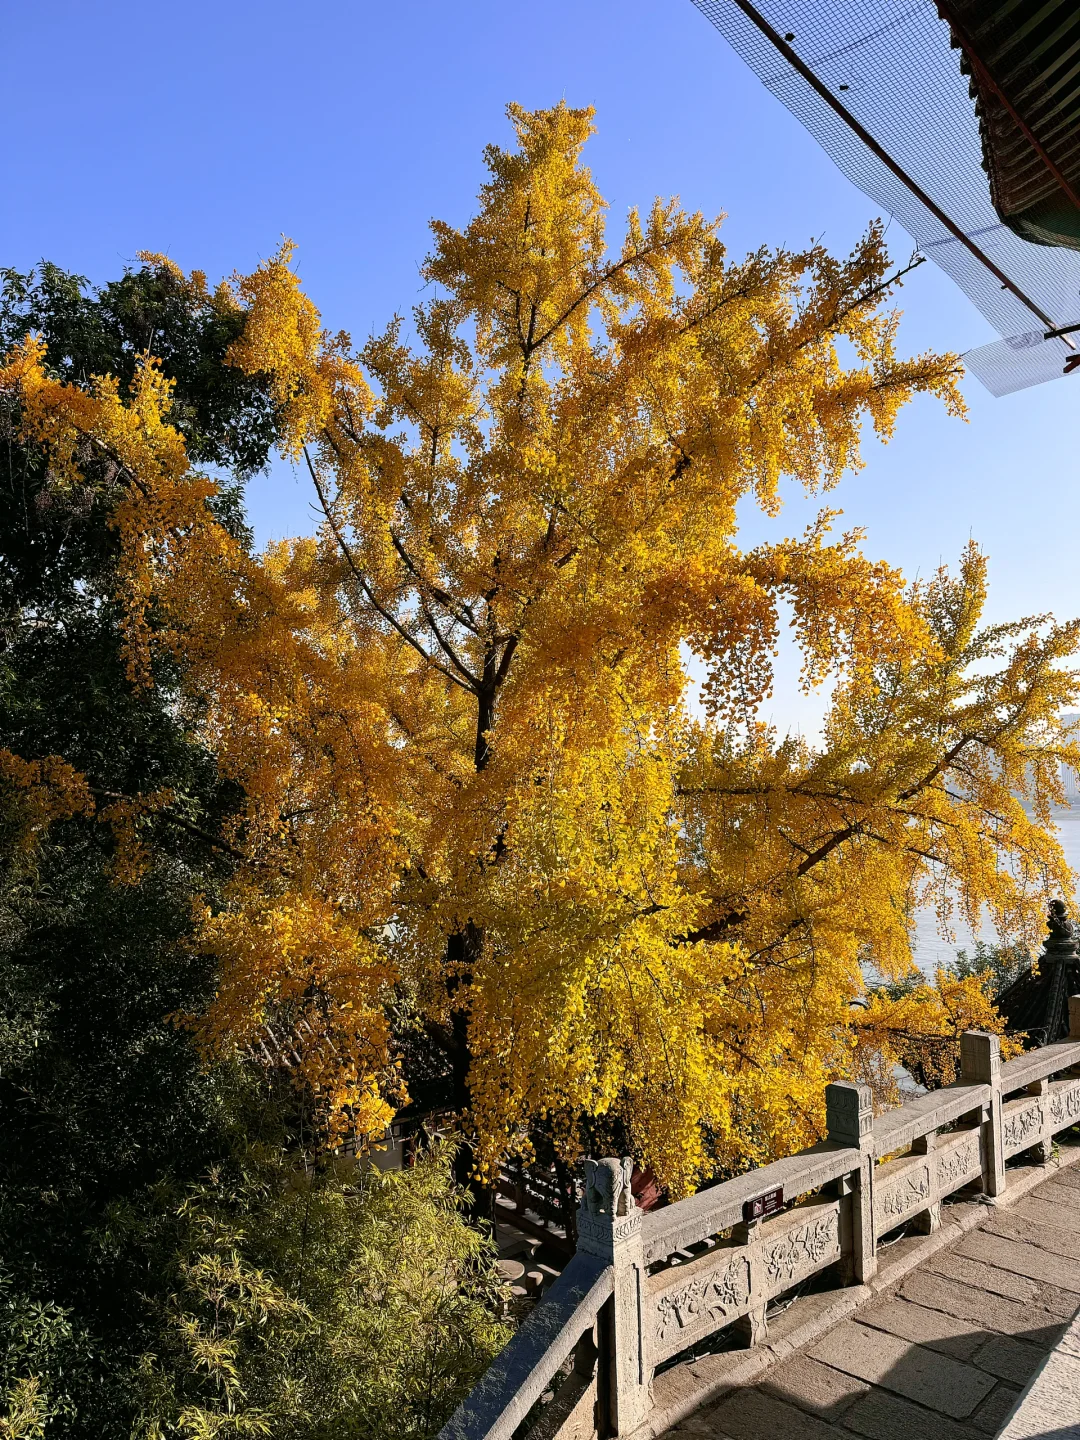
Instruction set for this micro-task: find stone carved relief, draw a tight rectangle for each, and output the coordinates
[1050,1083,1080,1128]
[654,1258,750,1344]
[879,1169,931,1219]
[936,1143,979,1192]
[1002,1105,1042,1153]
[576,1207,642,1256]
[762,1212,838,1285]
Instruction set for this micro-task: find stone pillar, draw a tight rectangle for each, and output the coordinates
[731,1214,768,1346]
[577,1158,650,1437]
[1025,1077,1054,1165]
[1070,995,1080,1040]
[910,1131,942,1232]
[826,1080,876,1282]
[961,1031,1005,1199]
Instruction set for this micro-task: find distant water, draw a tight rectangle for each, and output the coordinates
[912,811,1080,977]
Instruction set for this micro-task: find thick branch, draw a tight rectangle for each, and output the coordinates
[416,592,480,686]
[90,787,248,863]
[795,821,863,876]
[677,908,748,946]
[531,234,686,355]
[388,528,479,634]
[305,449,475,695]
[897,736,974,803]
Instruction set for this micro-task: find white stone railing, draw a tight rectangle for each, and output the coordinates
[440,1252,613,1440]
[440,999,1080,1440]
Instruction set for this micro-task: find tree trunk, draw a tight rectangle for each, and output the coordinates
[446,654,500,1217]
[445,923,495,1220]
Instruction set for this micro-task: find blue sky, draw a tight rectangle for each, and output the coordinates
[4,0,1076,733]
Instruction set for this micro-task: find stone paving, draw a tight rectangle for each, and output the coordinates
[664,1164,1080,1440]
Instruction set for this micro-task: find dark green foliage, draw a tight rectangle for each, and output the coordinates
[0,854,235,1430]
[0,262,277,1435]
[949,938,1031,996]
[126,1141,510,1440]
[0,1269,88,1435]
[0,261,277,478]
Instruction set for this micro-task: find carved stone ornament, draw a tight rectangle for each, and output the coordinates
[1047,898,1075,944]
[936,1143,979,1192]
[762,1212,839,1285]
[1002,1104,1042,1153]
[582,1156,636,1217]
[654,1258,750,1343]
[879,1168,931,1219]
[576,1158,641,1258]
[1049,1082,1080,1128]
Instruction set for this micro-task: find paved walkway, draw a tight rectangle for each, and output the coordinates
[663,1164,1080,1440]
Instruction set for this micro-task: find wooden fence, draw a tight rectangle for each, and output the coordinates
[440,1000,1080,1440]
[497,1157,578,1254]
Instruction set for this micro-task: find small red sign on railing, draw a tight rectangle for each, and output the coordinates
[742,1185,784,1223]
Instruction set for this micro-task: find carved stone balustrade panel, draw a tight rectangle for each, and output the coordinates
[646,1194,842,1364]
[933,1129,982,1197]
[758,1194,842,1296]
[648,1244,752,1362]
[1047,1073,1080,1131]
[1001,1094,1045,1156]
[874,1153,933,1232]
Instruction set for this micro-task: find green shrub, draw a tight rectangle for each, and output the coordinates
[131,1142,510,1440]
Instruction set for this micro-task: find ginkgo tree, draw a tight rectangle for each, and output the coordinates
[4,102,1078,1194]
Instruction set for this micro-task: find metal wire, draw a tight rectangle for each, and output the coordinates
[691,0,1080,396]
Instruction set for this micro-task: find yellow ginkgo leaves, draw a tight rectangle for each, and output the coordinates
[4,105,1076,1194]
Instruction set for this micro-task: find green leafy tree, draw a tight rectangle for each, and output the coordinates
[130,1143,509,1440]
[0,1270,85,1440]
[0,259,276,1434]
[949,939,1030,995]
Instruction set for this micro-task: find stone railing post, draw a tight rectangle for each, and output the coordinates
[577,1158,649,1437]
[1062,997,1080,1157]
[909,1128,942,1232]
[825,1080,876,1283]
[730,1213,768,1346]
[961,1030,1004,1198]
